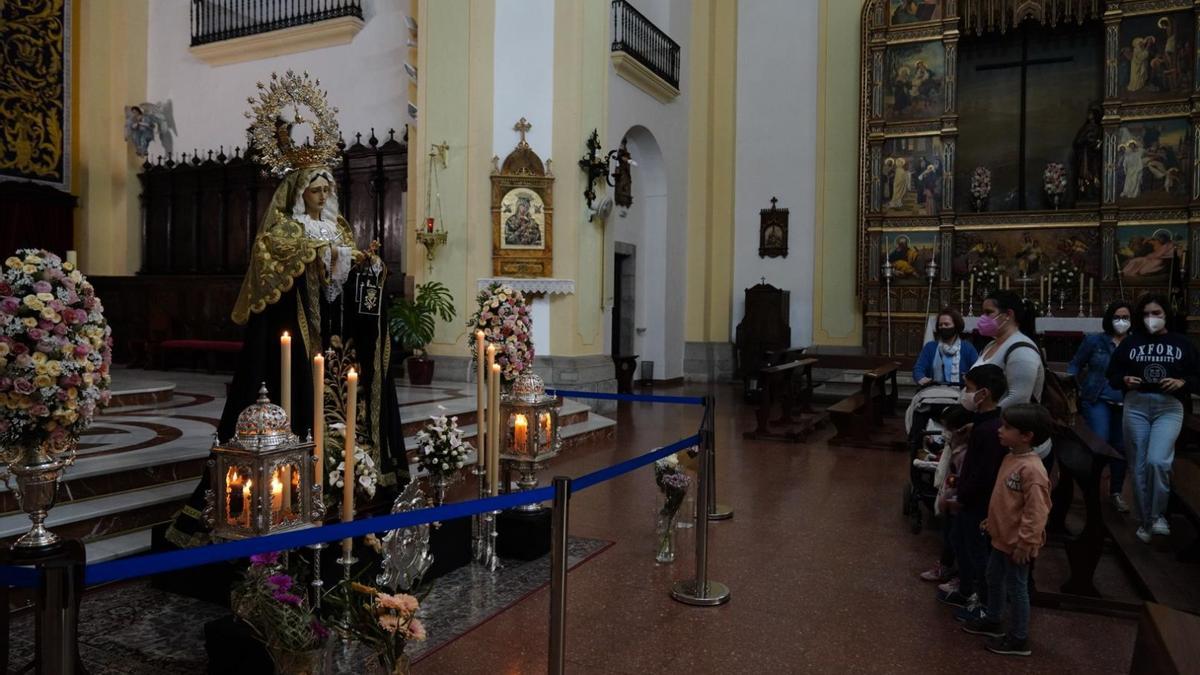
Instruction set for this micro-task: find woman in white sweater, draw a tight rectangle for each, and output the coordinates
[971,290,1045,410]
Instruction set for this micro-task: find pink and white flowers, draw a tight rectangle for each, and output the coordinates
[468,282,533,383]
[416,414,470,478]
[1044,162,1068,197]
[0,249,111,455]
[969,166,992,201]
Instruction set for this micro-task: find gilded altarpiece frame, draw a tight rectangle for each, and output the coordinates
[491,130,555,277]
[858,0,1200,355]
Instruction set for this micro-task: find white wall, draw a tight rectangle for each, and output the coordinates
[146,0,410,157]
[605,0,691,380]
[492,0,554,160]
[732,0,820,349]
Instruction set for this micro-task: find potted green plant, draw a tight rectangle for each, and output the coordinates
[388,281,456,385]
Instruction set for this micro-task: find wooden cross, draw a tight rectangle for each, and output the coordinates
[514,117,532,145]
[761,276,767,285]
[770,196,778,209]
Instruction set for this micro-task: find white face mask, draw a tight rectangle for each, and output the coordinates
[959,388,980,412]
[1112,319,1131,335]
[1145,316,1166,333]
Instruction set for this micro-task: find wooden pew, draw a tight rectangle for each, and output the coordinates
[828,361,901,449]
[742,356,824,442]
[1131,602,1200,675]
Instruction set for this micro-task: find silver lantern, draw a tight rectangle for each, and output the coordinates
[499,373,562,512]
[204,384,322,540]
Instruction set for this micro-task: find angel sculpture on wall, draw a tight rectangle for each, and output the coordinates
[123,101,176,158]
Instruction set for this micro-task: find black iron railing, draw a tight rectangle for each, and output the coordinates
[190,0,363,47]
[611,0,680,90]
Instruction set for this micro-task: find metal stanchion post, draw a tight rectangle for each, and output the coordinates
[548,476,571,675]
[704,396,733,521]
[671,404,730,607]
[6,540,87,674]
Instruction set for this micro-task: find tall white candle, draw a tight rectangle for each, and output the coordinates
[490,363,501,497]
[313,354,325,489]
[280,332,292,420]
[476,331,486,468]
[342,367,358,557]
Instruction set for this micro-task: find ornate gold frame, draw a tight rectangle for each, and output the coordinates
[491,119,555,277]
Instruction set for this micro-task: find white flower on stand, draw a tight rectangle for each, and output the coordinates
[417,414,473,478]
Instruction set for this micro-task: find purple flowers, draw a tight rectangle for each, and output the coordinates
[249,551,281,567]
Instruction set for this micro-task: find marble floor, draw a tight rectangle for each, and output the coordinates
[413,383,1140,675]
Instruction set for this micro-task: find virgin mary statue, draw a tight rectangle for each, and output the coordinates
[165,72,406,548]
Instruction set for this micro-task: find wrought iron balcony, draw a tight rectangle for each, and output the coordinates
[190,0,363,47]
[611,0,680,90]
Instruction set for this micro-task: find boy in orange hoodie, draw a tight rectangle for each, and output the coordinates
[962,403,1052,657]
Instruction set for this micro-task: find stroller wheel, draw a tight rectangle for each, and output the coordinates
[902,484,913,516]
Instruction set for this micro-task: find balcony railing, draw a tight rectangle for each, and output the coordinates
[611,0,680,90]
[190,0,363,47]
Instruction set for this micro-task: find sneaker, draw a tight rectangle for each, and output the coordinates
[955,597,986,623]
[1110,493,1130,513]
[962,614,1005,637]
[1152,516,1171,536]
[920,562,950,582]
[1135,526,1153,544]
[937,578,960,595]
[985,634,1031,656]
[937,589,972,608]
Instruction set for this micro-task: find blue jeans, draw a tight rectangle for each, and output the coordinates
[951,509,989,599]
[1080,399,1127,494]
[1123,391,1183,528]
[985,547,1030,640]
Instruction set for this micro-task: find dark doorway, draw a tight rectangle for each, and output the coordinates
[612,250,635,356]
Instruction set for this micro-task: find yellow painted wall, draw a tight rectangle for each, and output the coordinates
[684,0,737,344]
[811,0,863,346]
[75,0,148,276]
[412,0,494,357]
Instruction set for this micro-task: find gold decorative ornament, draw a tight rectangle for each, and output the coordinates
[244,70,341,174]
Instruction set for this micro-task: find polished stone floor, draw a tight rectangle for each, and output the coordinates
[413,383,1138,675]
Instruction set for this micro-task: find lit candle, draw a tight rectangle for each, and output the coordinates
[271,470,284,525]
[243,479,253,528]
[490,363,500,496]
[280,332,292,420]
[313,354,325,489]
[343,367,358,557]
[476,331,486,468]
[540,412,551,447]
[514,413,528,449]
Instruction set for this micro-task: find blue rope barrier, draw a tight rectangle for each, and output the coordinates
[545,389,706,406]
[573,434,701,492]
[0,432,703,589]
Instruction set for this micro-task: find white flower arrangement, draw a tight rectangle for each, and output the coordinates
[326,422,378,501]
[969,166,992,201]
[416,415,470,478]
[1043,162,1068,197]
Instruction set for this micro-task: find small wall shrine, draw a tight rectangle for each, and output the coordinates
[492,118,555,277]
[858,0,1199,356]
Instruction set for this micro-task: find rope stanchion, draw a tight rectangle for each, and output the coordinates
[670,395,731,607]
[548,476,571,675]
[545,389,706,406]
[703,396,733,521]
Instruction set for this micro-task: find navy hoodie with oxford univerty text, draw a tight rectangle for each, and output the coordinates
[1106,330,1200,402]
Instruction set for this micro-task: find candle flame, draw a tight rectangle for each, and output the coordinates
[347,367,357,378]
[282,330,290,338]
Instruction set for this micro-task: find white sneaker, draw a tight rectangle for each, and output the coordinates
[1110,494,1130,513]
[1135,526,1153,544]
[1152,516,1171,536]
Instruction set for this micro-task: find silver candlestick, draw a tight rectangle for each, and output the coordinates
[882,259,894,357]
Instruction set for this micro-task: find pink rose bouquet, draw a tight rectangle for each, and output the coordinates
[0,249,112,457]
[467,282,533,382]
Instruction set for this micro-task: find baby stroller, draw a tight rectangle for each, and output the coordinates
[902,384,960,533]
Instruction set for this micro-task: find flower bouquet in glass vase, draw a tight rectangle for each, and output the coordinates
[653,454,691,564]
[329,581,426,675]
[232,552,332,675]
[1043,162,1068,209]
[969,166,991,212]
[0,249,112,549]
[415,414,470,506]
[467,282,533,386]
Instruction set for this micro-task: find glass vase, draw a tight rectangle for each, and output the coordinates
[655,510,677,564]
[269,643,332,675]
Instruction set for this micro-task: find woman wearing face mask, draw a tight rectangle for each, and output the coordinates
[1106,294,1199,543]
[970,290,1045,411]
[914,308,979,386]
[1068,300,1134,513]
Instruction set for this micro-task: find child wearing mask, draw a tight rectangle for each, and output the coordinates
[963,403,1053,657]
[937,364,1008,620]
[920,405,975,587]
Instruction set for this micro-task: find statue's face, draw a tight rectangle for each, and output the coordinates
[303,176,332,215]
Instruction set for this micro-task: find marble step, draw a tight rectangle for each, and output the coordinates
[0,479,197,543]
[399,395,590,437]
[86,527,154,563]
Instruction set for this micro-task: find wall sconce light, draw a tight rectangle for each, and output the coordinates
[577,130,634,213]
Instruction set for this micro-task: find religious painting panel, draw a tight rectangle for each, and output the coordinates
[1116,118,1190,206]
[880,136,944,216]
[1117,11,1194,101]
[880,230,939,285]
[499,187,546,250]
[883,40,945,121]
[887,0,941,26]
[1116,223,1187,285]
[0,0,70,188]
[951,227,1101,290]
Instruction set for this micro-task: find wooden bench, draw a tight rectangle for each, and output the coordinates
[742,357,824,442]
[1131,602,1200,674]
[828,361,901,449]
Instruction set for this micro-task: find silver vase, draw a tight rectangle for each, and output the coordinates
[6,444,73,549]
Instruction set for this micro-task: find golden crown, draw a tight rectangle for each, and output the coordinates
[245,70,341,174]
